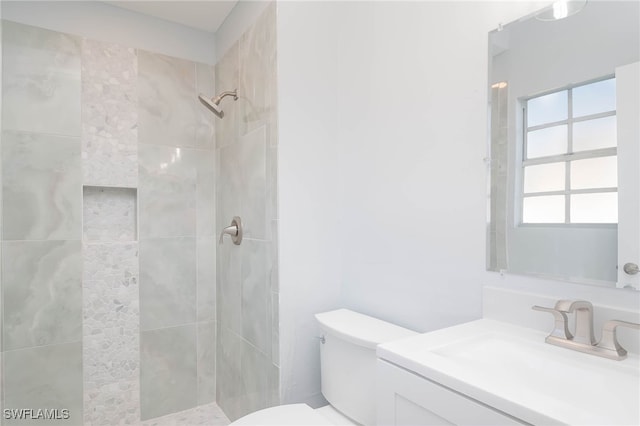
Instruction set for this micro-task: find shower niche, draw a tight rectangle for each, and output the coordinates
[83,186,138,242]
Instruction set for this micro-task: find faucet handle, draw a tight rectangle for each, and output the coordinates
[596,320,640,360]
[532,305,573,340]
[219,216,243,245]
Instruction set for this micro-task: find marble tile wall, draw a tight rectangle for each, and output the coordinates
[81,39,138,188]
[80,38,141,426]
[1,20,218,425]
[215,3,280,421]
[0,17,3,423]
[137,50,216,420]
[82,242,140,425]
[1,21,83,425]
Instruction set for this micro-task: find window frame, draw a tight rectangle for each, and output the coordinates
[520,76,618,226]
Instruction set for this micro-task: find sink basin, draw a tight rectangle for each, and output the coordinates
[377,319,640,425]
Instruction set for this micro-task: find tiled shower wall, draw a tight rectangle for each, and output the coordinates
[0,21,216,424]
[215,3,279,421]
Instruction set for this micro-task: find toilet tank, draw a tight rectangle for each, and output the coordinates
[315,309,417,426]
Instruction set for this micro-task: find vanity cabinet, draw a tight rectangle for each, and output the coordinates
[376,360,525,426]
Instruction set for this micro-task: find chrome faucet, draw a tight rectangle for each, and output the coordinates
[533,300,640,360]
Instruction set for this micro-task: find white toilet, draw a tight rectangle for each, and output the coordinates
[231,309,417,425]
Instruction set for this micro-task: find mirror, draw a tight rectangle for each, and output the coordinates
[487,1,640,289]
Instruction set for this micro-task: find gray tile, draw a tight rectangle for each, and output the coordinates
[140,402,229,426]
[138,144,197,238]
[81,39,138,188]
[2,21,81,136]
[195,63,216,150]
[214,44,239,149]
[196,150,216,238]
[216,242,241,336]
[240,126,268,240]
[83,187,137,242]
[238,2,277,137]
[0,351,3,426]
[197,238,216,322]
[217,141,242,237]
[239,340,270,416]
[3,342,83,425]
[268,145,278,221]
[2,131,81,240]
[267,361,280,408]
[197,321,216,405]
[215,326,243,421]
[241,240,270,355]
[138,50,197,148]
[140,325,197,420]
[269,220,279,293]
[2,240,82,351]
[140,238,196,330]
[271,291,279,366]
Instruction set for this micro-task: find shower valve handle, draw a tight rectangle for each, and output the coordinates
[220,217,243,245]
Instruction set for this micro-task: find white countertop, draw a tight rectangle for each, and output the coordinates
[377,319,640,425]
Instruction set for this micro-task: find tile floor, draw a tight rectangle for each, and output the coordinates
[141,403,230,426]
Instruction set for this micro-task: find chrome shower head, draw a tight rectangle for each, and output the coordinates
[198,90,238,119]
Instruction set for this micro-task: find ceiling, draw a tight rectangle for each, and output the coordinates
[105,1,238,33]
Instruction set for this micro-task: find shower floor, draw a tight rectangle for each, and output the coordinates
[141,402,230,426]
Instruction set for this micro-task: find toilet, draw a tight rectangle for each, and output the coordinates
[231,309,418,425]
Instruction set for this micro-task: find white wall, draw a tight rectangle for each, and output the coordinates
[277,0,640,407]
[1,0,216,63]
[277,1,344,407]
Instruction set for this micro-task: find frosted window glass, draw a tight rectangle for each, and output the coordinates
[524,163,565,193]
[570,156,617,190]
[527,91,568,127]
[573,79,616,117]
[523,196,565,223]
[571,193,618,223]
[573,115,617,152]
[527,125,567,158]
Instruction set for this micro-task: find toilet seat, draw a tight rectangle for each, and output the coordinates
[230,404,334,425]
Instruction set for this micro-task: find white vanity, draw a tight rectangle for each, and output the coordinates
[375,288,640,425]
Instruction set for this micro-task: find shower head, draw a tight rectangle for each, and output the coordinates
[198,94,224,118]
[198,90,238,119]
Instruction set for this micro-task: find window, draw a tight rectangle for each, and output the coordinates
[521,78,618,224]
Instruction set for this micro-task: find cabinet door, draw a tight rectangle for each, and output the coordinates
[377,360,525,426]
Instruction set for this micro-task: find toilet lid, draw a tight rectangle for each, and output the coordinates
[230,404,335,426]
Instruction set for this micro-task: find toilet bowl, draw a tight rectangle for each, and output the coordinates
[230,309,417,425]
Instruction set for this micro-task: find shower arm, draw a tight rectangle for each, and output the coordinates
[212,90,238,104]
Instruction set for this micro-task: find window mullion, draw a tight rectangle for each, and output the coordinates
[566,88,573,224]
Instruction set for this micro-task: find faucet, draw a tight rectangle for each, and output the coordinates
[532,300,640,360]
[553,300,596,346]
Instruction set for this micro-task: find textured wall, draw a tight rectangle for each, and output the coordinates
[1,20,217,425]
[215,2,279,421]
